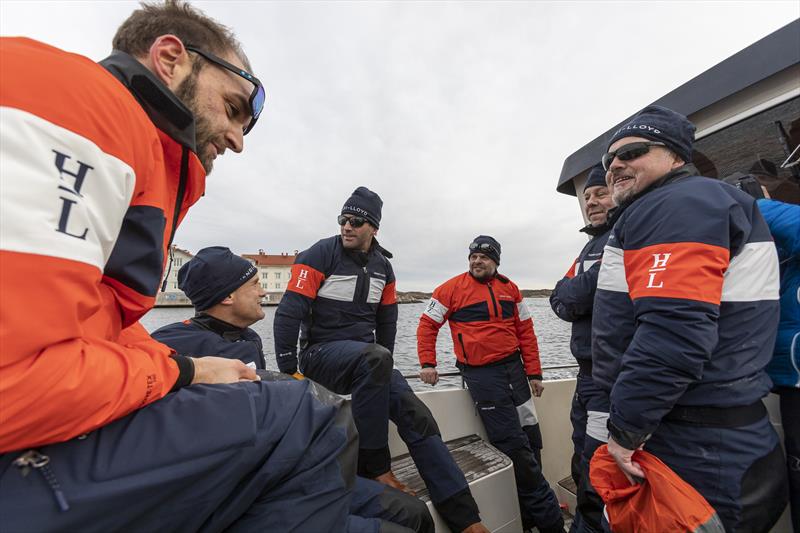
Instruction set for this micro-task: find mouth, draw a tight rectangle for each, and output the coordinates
[612,175,634,187]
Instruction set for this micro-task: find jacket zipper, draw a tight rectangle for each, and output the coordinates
[161,147,189,292]
[487,283,498,318]
[458,333,469,365]
[14,450,69,511]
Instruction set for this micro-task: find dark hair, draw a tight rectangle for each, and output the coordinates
[112,0,250,70]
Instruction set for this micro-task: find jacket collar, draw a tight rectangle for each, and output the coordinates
[579,221,611,237]
[191,313,246,341]
[606,163,699,225]
[100,50,197,151]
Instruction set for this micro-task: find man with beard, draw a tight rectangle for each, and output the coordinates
[0,2,360,531]
[592,105,788,531]
[417,236,565,533]
[274,187,489,533]
[152,246,434,533]
[549,164,614,533]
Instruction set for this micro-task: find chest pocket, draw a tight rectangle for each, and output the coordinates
[318,275,358,302]
[499,299,515,319]
[367,276,386,303]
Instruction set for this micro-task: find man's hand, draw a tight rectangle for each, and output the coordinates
[607,436,645,485]
[191,356,260,384]
[529,379,544,397]
[419,367,439,386]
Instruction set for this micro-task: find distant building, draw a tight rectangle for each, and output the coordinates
[155,245,194,307]
[242,250,298,304]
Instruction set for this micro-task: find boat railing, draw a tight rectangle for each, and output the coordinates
[402,364,580,387]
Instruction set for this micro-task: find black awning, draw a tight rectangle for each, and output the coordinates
[556,19,800,196]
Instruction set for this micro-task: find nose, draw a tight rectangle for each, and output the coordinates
[224,125,244,154]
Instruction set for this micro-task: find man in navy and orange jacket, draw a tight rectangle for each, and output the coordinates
[417,236,564,533]
[592,105,788,531]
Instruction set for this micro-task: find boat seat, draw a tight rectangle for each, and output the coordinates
[390,434,512,503]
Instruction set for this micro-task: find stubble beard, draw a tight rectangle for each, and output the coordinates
[175,72,216,174]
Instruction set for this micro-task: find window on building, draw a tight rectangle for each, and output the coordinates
[262,283,267,289]
[172,282,177,289]
[262,272,268,279]
[274,283,281,289]
[275,272,281,279]
[174,258,183,266]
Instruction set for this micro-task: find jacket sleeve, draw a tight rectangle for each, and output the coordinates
[417,284,450,367]
[608,195,746,448]
[273,250,326,374]
[550,258,601,322]
[375,261,398,353]
[514,285,543,379]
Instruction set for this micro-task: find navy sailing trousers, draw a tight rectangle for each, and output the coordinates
[569,372,608,533]
[300,340,481,532]
[348,476,434,533]
[0,380,357,532]
[461,357,563,532]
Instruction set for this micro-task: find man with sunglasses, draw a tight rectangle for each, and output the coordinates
[274,187,489,533]
[417,236,565,533]
[549,163,613,533]
[591,105,788,531]
[0,2,359,532]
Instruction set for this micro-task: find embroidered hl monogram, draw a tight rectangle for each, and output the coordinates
[53,149,93,240]
[647,253,671,288]
[295,269,309,289]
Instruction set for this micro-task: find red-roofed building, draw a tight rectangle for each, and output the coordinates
[242,250,298,304]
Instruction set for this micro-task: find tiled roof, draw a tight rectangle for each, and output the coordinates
[242,252,297,266]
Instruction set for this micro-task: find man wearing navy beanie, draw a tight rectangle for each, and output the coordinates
[592,106,788,531]
[152,247,267,369]
[549,162,614,532]
[274,187,489,533]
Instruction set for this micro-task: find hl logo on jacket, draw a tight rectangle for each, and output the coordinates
[647,253,671,289]
[54,149,93,240]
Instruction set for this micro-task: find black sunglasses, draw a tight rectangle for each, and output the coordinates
[338,215,368,228]
[185,45,265,135]
[602,141,666,171]
[469,242,498,255]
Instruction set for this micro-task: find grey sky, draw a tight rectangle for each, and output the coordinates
[2,1,797,290]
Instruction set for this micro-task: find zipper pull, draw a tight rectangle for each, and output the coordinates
[13,450,70,512]
[363,266,367,273]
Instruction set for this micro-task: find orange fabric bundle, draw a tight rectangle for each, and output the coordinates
[589,445,724,533]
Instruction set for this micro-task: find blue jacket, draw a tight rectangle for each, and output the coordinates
[273,236,398,374]
[592,165,780,446]
[550,223,611,363]
[152,314,266,369]
[758,198,800,388]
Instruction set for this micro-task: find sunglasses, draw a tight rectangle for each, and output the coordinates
[469,242,498,255]
[338,215,368,228]
[185,45,266,135]
[602,141,666,171]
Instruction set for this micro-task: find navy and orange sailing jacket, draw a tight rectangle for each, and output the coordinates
[592,165,780,449]
[273,236,398,374]
[550,223,611,363]
[417,272,543,379]
[0,39,206,452]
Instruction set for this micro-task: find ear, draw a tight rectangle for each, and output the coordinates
[218,295,234,306]
[146,35,193,91]
[671,154,686,169]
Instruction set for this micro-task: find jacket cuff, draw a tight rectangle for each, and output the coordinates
[276,351,298,374]
[607,418,650,450]
[421,363,436,369]
[170,355,194,391]
[527,374,543,381]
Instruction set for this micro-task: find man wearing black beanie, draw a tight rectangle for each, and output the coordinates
[549,163,614,532]
[592,105,787,532]
[274,187,489,533]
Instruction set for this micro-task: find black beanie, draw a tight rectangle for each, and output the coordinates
[584,163,607,191]
[606,105,695,165]
[468,235,501,265]
[178,247,258,311]
[341,186,383,228]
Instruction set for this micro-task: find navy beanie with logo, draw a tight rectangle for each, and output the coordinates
[606,105,695,164]
[341,186,383,228]
[469,235,501,265]
[178,246,258,311]
[584,163,607,191]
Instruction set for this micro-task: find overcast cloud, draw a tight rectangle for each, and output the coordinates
[2,1,797,290]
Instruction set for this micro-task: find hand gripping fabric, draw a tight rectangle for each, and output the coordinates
[589,445,724,533]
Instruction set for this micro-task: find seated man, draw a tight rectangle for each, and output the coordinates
[153,246,434,533]
[417,236,564,533]
[274,187,488,533]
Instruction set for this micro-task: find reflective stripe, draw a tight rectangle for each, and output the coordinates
[367,276,385,303]
[597,244,628,293]
[317,274,357,302]
[721,241,780,302]
[586,410,609,442]
[423,298,448,324]
[517,301,531,321]
[516,397,538,426]
[0,106,135,270]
